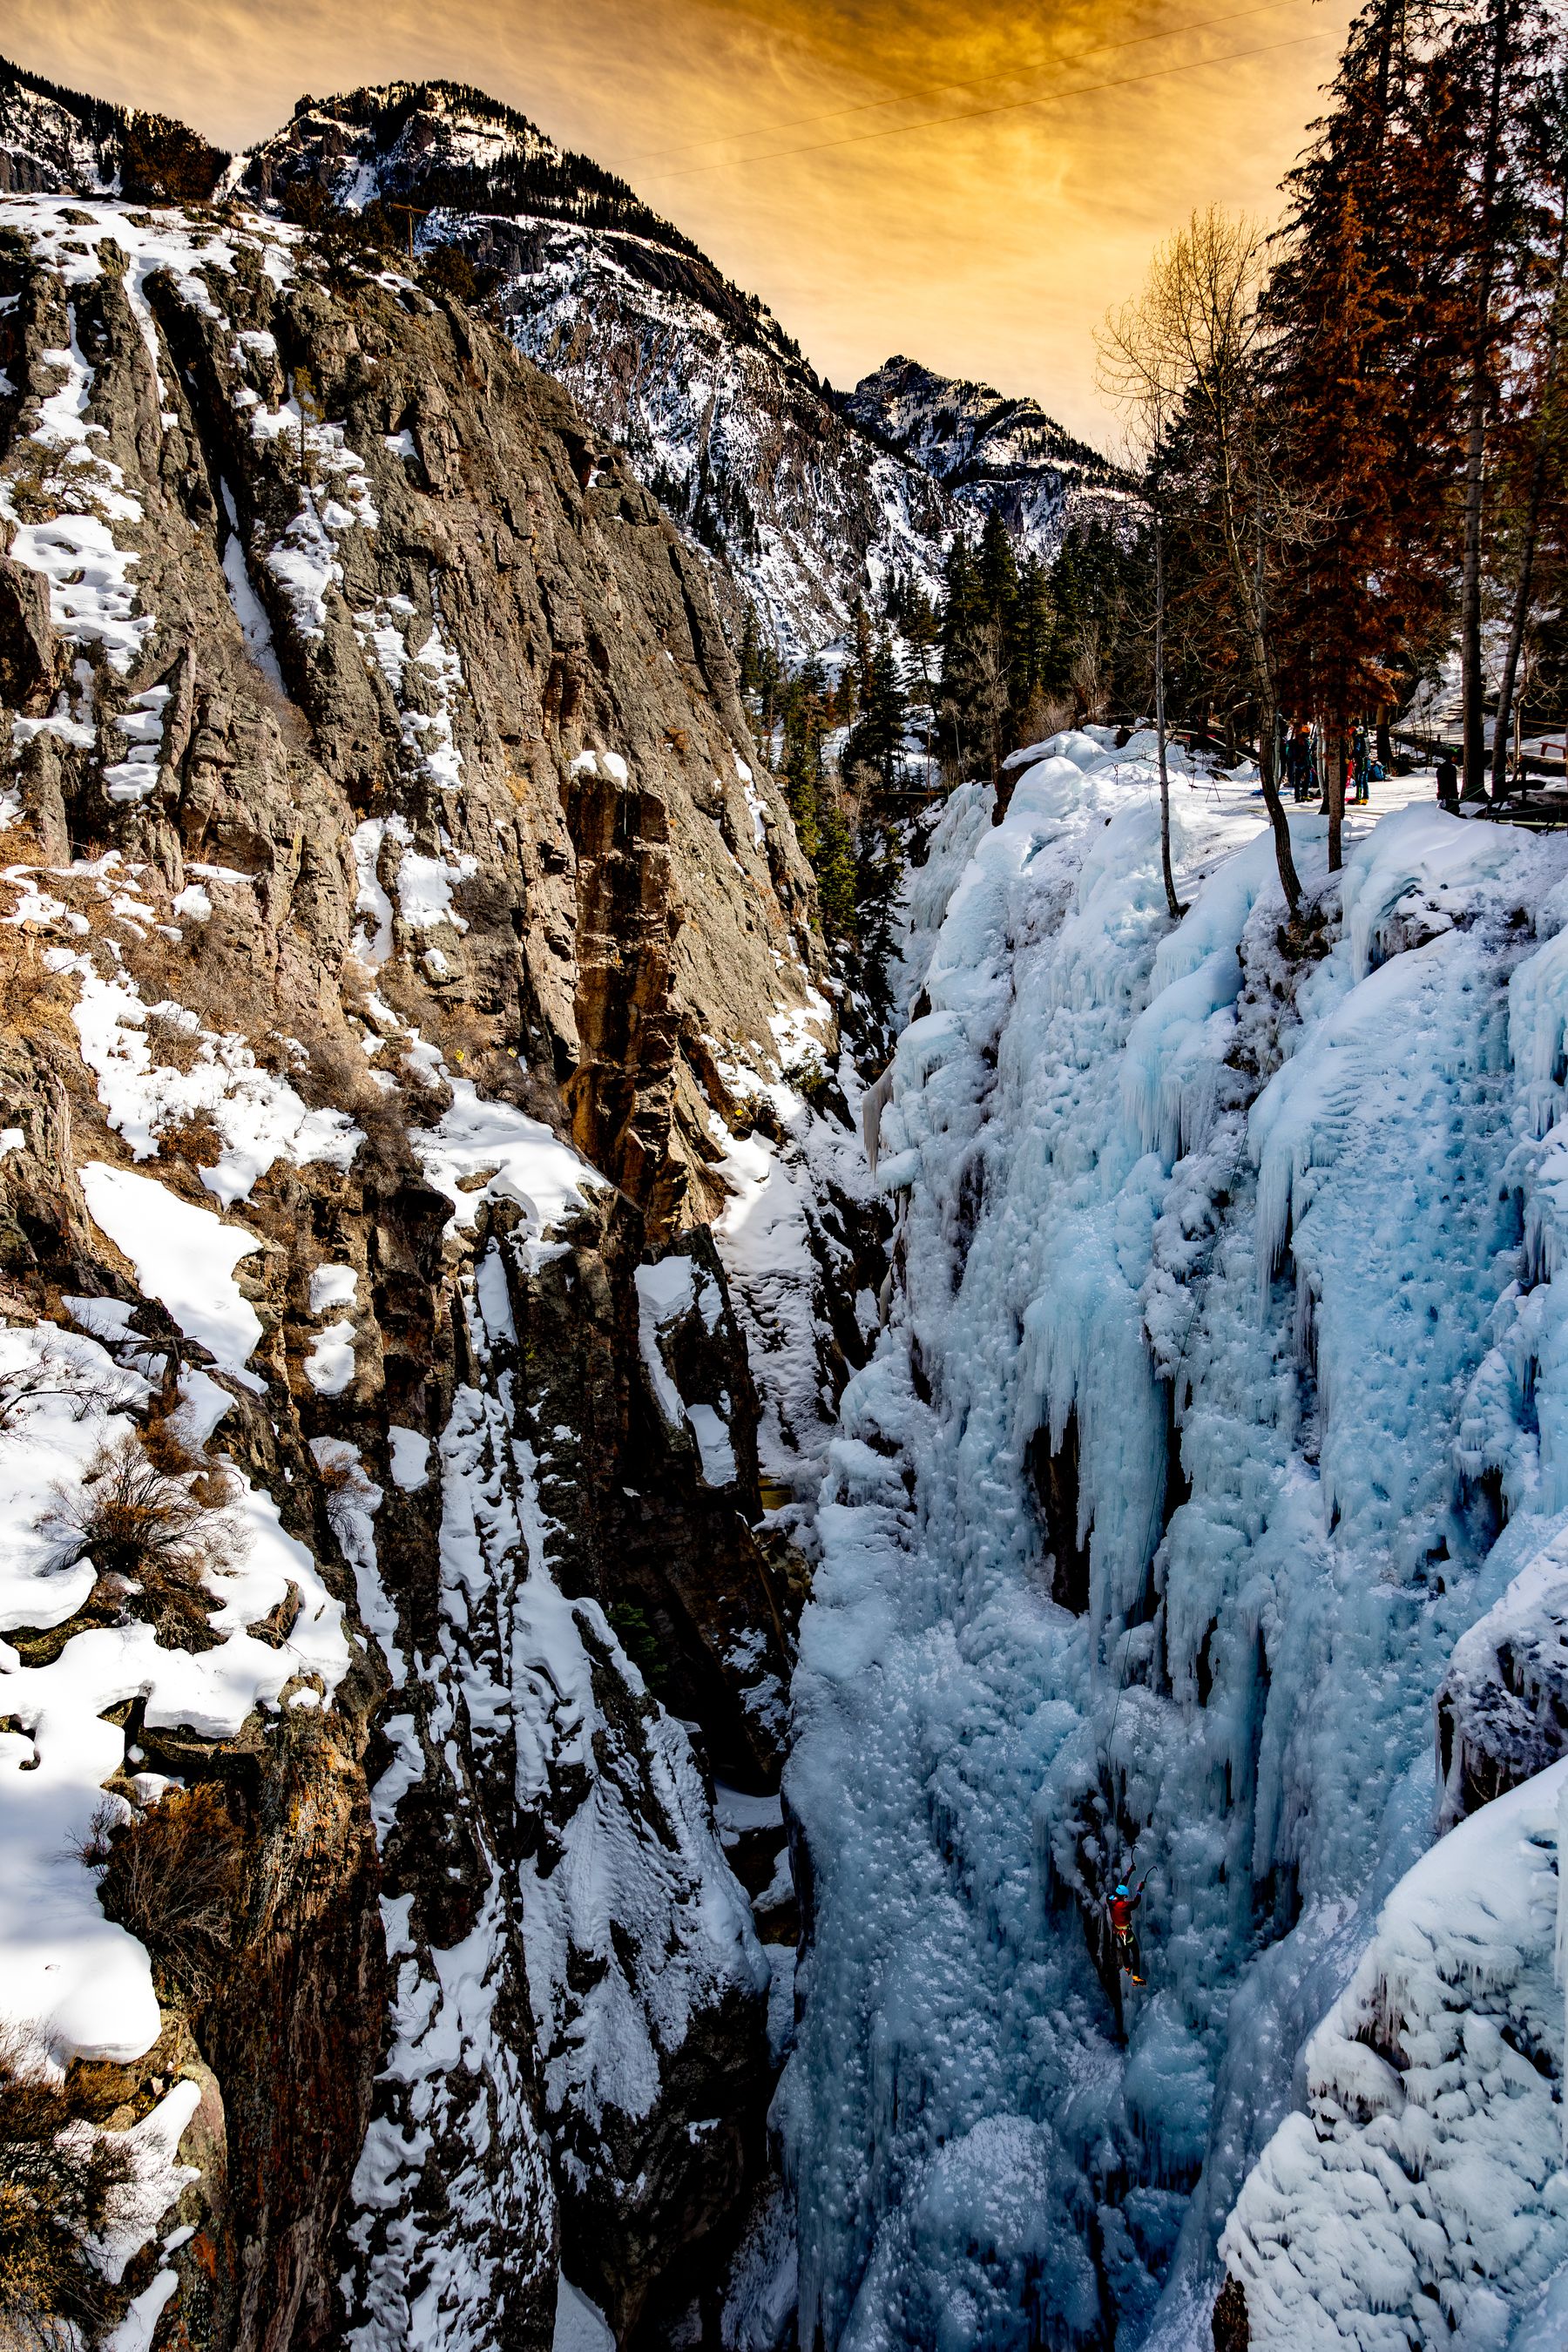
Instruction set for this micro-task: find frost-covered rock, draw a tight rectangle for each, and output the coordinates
[1439,1519,1568,1825]
[347,1185,783,2346]
[1220,1758,1568,2349]
[0,159,852,2352]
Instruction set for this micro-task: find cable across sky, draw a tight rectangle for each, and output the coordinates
[624,0,1318,170]
[640,21,1339,184]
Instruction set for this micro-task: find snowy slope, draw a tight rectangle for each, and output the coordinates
[5,60,1119,655]
[242,79,682,249]
[779,751,1568,2347]
[0,68,112,195]
[846,355,1137,568]
[0,54,227,201]
[490,221,957,655]
[0,164,831,2342]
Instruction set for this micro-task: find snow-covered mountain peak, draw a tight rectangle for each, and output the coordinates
[845,352,1137,567]
[242,78,700,257]
[0,51,1133,652]
[0,51,227,201]
[0,63,112,194]
[846,352,1104,482]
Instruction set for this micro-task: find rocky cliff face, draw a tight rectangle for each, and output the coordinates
[0,51,228,203]
[0,175,866,2351]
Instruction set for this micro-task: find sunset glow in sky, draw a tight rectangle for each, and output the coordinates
[7,0,1352,447]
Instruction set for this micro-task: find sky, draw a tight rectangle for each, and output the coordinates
[6,0,1353,449]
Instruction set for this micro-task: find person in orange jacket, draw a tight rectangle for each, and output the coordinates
[1109,1878,1147,1985]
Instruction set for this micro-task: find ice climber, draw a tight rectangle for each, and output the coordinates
[1108,1878,1147,1984]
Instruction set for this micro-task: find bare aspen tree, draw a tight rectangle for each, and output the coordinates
[1102,210,1305,916]
[1099,294,1185,922]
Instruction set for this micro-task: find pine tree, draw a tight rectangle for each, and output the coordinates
[1013,558,1057,729]
[1262,0,1558,827]
[1491,146,1568,792]
[902,586,942,772]
[937,535,985,776]
[977,510,1020,642]
[844,637,908,790]
[851,799,905,1016]
[852,599,875,711]
[814,784,858,940]
[1455,0,1545,796]
[781,657,829,863]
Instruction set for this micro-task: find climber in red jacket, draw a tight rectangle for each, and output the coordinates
[1108,1878,1147,1985]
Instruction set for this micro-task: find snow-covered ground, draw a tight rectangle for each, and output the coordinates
[779,734,1568,2346]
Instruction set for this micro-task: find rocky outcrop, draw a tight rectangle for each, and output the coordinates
[1,63,1119,661]
[0,175,847,2352]
[1436,1521,1568,1825]
[0,53,227,201]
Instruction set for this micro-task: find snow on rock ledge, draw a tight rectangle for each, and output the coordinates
[1439,1517,1568,1827]
[1220,1757,1568,2349]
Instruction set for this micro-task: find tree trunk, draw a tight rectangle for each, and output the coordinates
[1221,490,1301,916]
[1256,673,1300,915]
[1491,191,1567,800]
[1155,506,1182,922]
[1328,715,1346,874]
[1460,0,1517,801]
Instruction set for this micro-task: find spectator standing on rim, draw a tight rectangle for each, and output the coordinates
[1436,752,1459,810]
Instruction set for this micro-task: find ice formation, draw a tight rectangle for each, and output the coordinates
[1222,1755,1568,2348]
[781,744,1568,2346]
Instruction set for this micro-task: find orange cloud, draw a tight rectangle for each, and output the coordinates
[4,0,1349,443]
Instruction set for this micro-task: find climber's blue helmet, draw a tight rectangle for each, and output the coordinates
[1115,1884,1128,1898]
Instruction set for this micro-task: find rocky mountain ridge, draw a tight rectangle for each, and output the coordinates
[0,51,228,204]
[234,78,965,653]
[0,59,1124,654]
[844,352,1134,565]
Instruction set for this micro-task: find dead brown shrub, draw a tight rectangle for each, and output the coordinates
[314,1447,361,1544]
[0,933,75,1050]
[138,1408,201,1479]
[142,1006,206,1074]
[41,1436,243,1648]
[286,1017,415,1179]
[0,2025,136,2349]
[86,1784,247,2002]
[151,1112,225,1171]
[0,1343,117,1436]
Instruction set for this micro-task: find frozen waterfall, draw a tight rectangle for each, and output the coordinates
[778,741,1568,2348]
